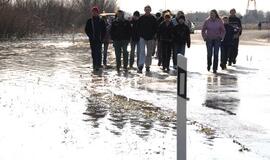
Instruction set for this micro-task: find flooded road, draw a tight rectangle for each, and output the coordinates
[0,35,270,159]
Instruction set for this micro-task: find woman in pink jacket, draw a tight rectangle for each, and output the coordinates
[201,9,225,73]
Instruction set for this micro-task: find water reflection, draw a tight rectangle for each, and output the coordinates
[83,98,108,128]
[82,94,172,138]
[204,73,240,115]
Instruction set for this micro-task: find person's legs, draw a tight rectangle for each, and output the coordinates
[179,44,186,56]
[145,39,154,70]
[173,43,179,67]
[220,44,225,69]
[103,42,109,66]
[113,41,122,70]
[90,41,98,70]
[206,40,214,71]
[136,41,140,67]
[213,39,221,72]
[138,37,146,71]
[165,42,172,70]
[130,41,136,67]
[96,41,103,68]
[161,41,167,69]
[157,40,162,66]
[122,40,129,69]
[232,38,239,64]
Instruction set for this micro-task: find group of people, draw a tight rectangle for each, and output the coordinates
[85,5,191,73]
[85,6,242,74]
[201,8,242,73]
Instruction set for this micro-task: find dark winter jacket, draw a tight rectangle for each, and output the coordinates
[130,19,140,42]
[85,16,106,42]
[172,23,191,47]
[229,16,242,38]
[157,21,174,42]
[137,14,157,40]
[110,19,131,41]
[222,24,236,46]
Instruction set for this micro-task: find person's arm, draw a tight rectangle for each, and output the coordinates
[186,26,191,48]
[85,19,93,40]
[220,20,226,41]
[238,18,242,36]
[201,20,207,41]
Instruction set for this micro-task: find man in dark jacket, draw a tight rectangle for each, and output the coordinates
[172,15,191,69]
[85,7,106,71]
[229,8,242,65]
[130,11,140,68]
[137,5,157,73]
[110,10,132,72]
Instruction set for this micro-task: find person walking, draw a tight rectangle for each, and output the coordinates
[85,7,106,71]
[156,10,167,66]
[229,8,242,65]
[172,15,191,69]
[158,13,174,71]
[137,5,157,73]
[110,10,131,72]
[220,16,236,70]
[130,11,140,68]
[201,9,225,73]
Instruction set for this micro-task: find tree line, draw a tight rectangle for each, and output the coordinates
[0,0,116,39]
[1,0,270,39]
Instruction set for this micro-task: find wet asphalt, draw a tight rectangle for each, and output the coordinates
[0,34,270,160]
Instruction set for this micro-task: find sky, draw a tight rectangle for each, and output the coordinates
[117,0,270,15]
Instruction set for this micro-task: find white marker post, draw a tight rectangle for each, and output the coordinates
[177,54,187,160]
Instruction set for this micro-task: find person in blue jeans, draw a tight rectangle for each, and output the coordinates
[137,5,157,73]
[201,9,225,73]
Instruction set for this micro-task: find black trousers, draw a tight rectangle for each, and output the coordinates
[161,41,172,69]
[221,44,232,66]
[90,40,102,69]
[230,38,239,63]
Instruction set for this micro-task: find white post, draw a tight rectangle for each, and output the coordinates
[177,54,187,160]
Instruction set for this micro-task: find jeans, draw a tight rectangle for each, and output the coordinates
[206,39,221,71]
[130,40,140,67]
[138,37,155,69]
[90,40,102,69]
[173,43,186,66]
[161,41,172,69]
[113,40,129,69]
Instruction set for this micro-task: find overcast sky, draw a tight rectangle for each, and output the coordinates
[117,0,270,15]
